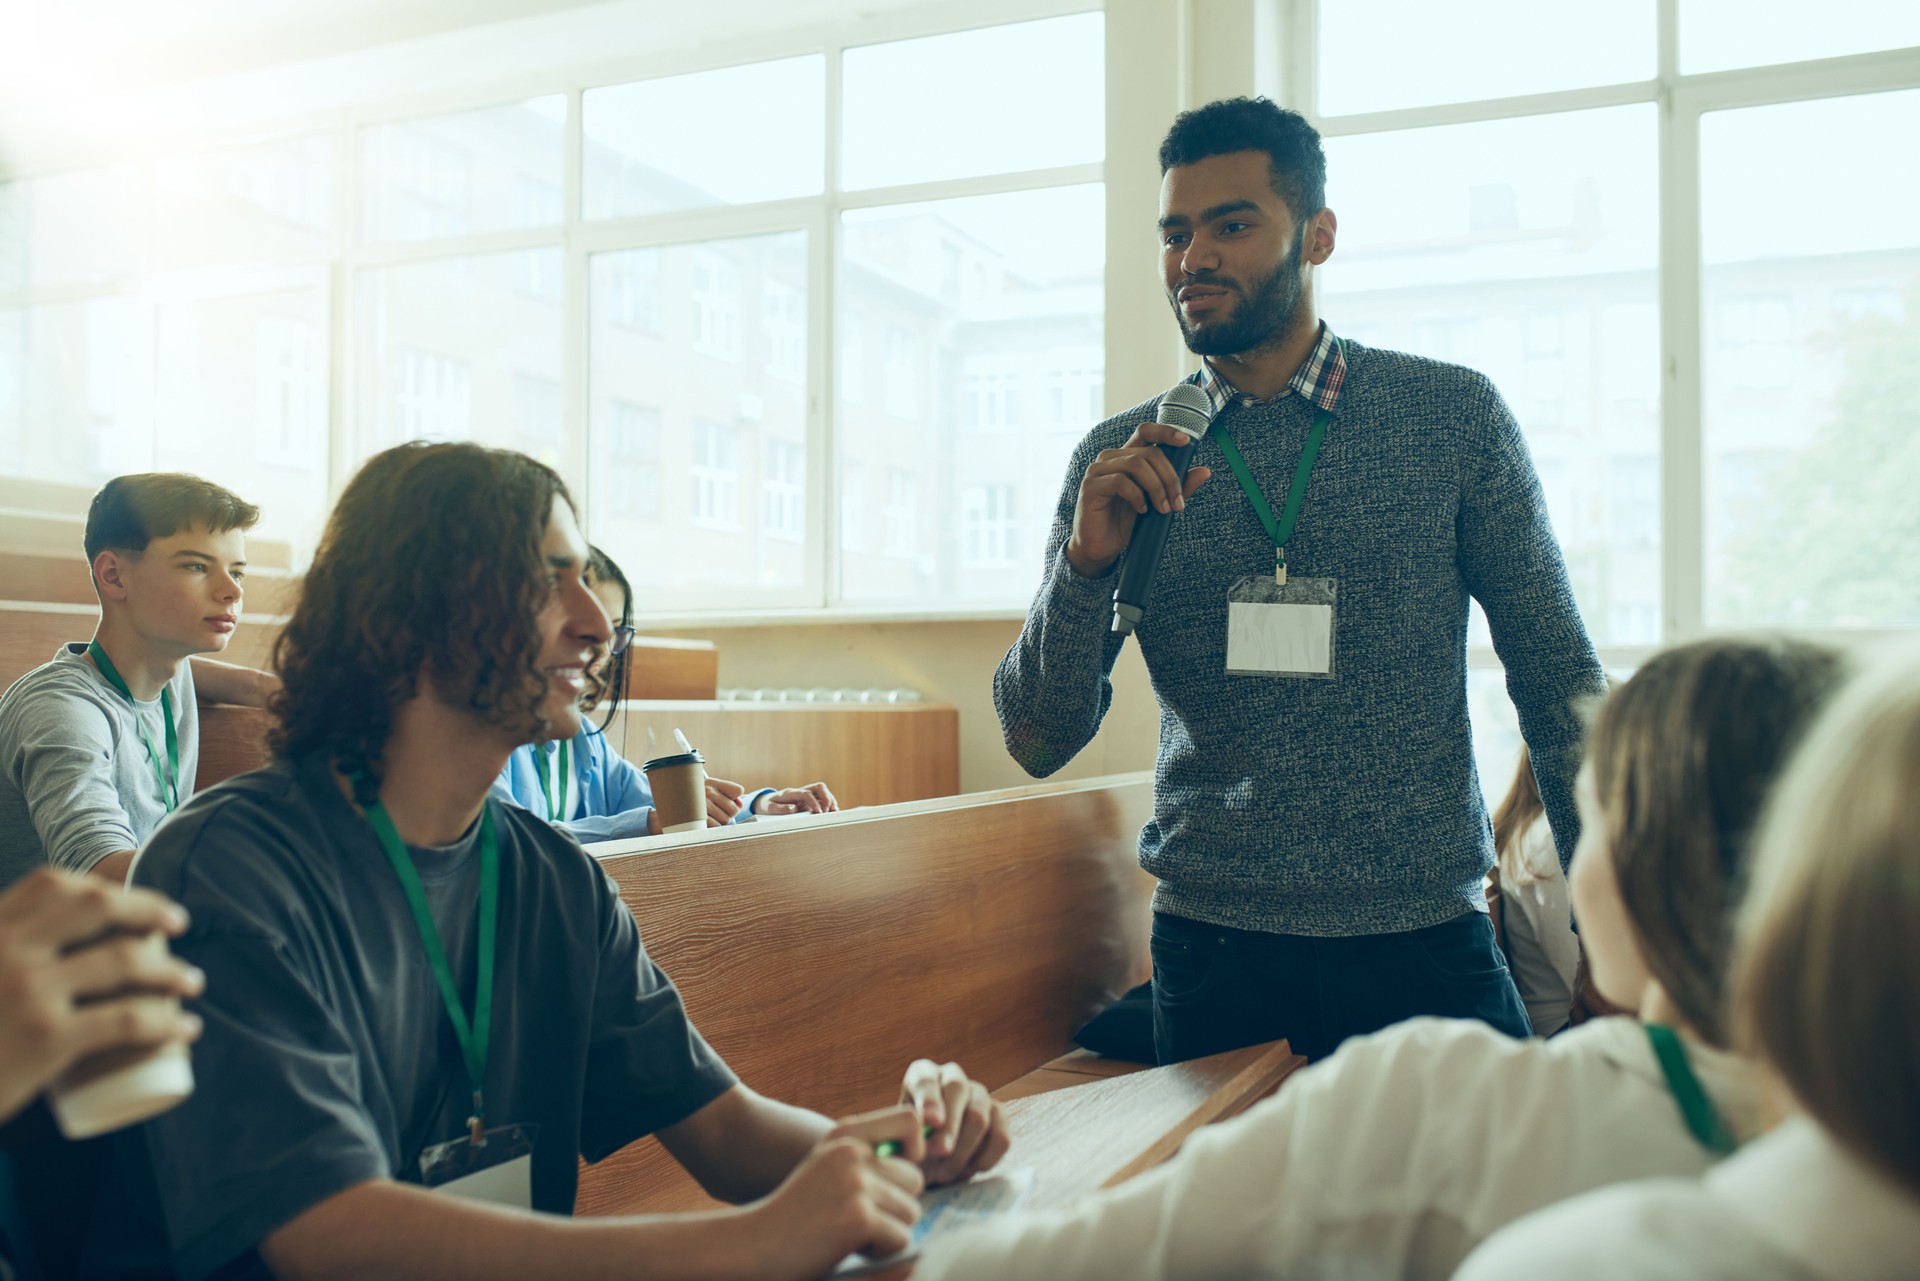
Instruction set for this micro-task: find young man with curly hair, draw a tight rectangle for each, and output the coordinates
[94,441,1008,1281]
[0,473,274,888]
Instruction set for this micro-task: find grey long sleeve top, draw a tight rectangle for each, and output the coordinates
[994,338,1605,937]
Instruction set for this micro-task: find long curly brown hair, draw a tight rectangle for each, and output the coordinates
[268,441,575,775]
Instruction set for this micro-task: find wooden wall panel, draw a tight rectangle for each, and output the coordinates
[607,701,960,808]
[0,509,293,569]
[577,775,1158,1216]
[0,552,300,613]
[619,639,718,701]
[0,603,284,692]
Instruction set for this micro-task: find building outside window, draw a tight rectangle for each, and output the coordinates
[692,419,738,529]
[607,401,661,519]
[763,439,805,542]
[884,467,917,558]
[395,347,471,441]
[961,484,1017,568]
[692,250,741,361]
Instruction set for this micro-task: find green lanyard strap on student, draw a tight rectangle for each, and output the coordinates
[1645,1023,1739,1157]
[350,770,501,1147]
[1207,335,1345,586]
[87,639,180,813]
[531,739,570,822]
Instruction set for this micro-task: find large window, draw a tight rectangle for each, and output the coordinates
[1307,2,1920,781]
[15,6,1901,634]
[0,10,1101,609]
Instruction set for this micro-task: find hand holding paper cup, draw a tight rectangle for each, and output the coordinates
[49,929,198,1139]
[644,748,708,834]
[0,869,202,1138]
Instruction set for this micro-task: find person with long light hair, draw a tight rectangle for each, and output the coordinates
[1459,651,1920,1279]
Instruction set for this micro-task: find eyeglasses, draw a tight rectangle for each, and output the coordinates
[609,624,636,657]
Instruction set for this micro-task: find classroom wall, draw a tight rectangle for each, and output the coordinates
[644,619,1161,794]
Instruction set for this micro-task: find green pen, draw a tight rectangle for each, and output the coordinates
[874,1124,935,1160]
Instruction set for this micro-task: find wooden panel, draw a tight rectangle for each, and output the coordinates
[606,701,959,808]
[0,602,284,692]
[0,508,293,569]
[0,551,300,613]
[195,704,273,790]
[576,776,1158,1216]
[0,476,97,517]
[619,638,718,701]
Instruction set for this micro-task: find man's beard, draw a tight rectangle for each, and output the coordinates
[1170,226,1308,357]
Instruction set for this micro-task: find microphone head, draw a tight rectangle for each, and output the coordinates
[1157,382,1214,442]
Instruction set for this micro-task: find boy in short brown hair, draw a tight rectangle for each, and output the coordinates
[0,473,273,887]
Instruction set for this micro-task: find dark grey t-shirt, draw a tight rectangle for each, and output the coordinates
[90,752,736,1281]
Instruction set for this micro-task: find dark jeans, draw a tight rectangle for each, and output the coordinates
[1150,909,1531,1064]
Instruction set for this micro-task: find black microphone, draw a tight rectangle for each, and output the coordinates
[1111,382,1215,635]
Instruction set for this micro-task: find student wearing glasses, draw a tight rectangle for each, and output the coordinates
[491,547,837,840]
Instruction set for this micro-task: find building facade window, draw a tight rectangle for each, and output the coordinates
[691,419,738,529]
[762,439,806,542]
[607,401,662,519]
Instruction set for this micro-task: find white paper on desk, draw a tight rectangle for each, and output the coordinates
[831,1166,1037,1276]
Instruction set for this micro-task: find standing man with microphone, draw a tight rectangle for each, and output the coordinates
[995,97,1606,1064]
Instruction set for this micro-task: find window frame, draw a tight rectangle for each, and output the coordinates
[1289,0,1920,674]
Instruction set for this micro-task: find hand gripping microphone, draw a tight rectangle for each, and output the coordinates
[1111,381,1216,635]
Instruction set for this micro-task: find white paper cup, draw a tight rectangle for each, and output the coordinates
[50,1041,194,1140]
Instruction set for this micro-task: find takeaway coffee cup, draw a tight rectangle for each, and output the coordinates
[48,932,195,1140]
[644,749,707,834]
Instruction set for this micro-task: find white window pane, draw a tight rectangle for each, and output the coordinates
[583,57,824,217]
[841,13,1103,191]
[359,97,566,245]
[1317,1,1654,117]
[0,165,143,290]
[1702,90,1920,627]
[153,135,333,271]
[0,297,154,484]
[839,184,1103,604]
[1323,106,1660,647]
[588,232,809,604]
[355,250,564,471]
[152,271,332,546]
[1681,0,1920,73]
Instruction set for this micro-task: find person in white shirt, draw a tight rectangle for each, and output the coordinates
[914,637,1846,1281]
[1487,743,1580,1035]
[1457,651,1920,1281]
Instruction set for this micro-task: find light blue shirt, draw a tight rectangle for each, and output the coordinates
[492,723,772,843]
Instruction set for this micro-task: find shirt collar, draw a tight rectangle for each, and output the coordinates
[1194,321,1347,416]
[1710,1115,1920,1280]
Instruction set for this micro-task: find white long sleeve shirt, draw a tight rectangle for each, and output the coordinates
[1500,814,1580,1035]
[915,1017,1755,1281]
[1455,1115,1920,1280]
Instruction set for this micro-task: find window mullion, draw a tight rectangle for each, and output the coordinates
[1660,0,1706,643]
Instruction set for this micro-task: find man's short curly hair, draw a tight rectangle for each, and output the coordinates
[269,441,574,774]
[1158,96,1327,226]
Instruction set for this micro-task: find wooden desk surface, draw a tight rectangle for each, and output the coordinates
[995,1039,1303,1212]
[864,1039,1304,1279]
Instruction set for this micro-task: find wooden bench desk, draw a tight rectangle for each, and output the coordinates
[577,775,1162,1217]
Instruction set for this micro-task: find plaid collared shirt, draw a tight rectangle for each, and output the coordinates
[1193,320,1347,417]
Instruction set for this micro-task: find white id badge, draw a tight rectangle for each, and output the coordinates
[419,1123,537,1209]
[1225,575,1337,678]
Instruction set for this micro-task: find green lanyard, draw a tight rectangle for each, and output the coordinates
[351,771,500,1147]
[1645,1024,1738,1157]
[531,738,571,821]
[87,640,180,812]
[1207,335,1346,586]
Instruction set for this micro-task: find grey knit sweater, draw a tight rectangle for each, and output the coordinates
[994,339,1606,937]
